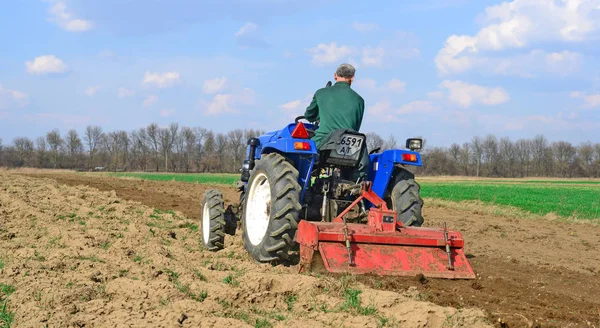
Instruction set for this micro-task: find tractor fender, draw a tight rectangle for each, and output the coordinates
[369,149,422,197]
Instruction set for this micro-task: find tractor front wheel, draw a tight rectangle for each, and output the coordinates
[201,189,227,251]
[386,168,424,227]
[242,153,301,263]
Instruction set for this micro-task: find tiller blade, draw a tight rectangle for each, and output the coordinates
[295,183,476,279]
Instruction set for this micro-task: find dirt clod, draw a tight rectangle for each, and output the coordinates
[177,313,188,325]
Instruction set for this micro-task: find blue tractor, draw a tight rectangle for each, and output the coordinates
[200,83,426,264]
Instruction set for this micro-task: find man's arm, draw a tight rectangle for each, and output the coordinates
[356,96,365,131]
[304,93,319,122]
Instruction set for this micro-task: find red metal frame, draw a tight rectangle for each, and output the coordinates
[295,182,476,279]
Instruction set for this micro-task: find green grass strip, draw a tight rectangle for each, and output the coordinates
[108,173,239,185]
[419,182,600,220]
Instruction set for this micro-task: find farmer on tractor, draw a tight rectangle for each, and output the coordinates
[304,63,369,180]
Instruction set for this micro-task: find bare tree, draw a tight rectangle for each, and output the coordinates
[130,128,149,171]
[482,134,499,176]
[577,142,594,176]
[193,127,209,172]
[383,134,397,151]
[459,143,470,176]
[5,122,600,179]
[228,129,245,171]
[499,137,516,177]
[215,133,228,172]
[470,136,483,177]
[202,131,216,172]
[66,129,84,169]
[145,123,160,171]
[46,129,64,168]
[366,132,384,152]
[553,141,576,177]
[13,137,34,166]
[158,123,179,172]
[515,139,531,177]
[85,125,102,169]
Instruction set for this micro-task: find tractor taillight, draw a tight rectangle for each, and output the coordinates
[402,153,417,162]
[294,142,311,150]
[291,122,309,139]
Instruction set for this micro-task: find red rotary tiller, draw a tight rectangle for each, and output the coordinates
[295,182,476,279]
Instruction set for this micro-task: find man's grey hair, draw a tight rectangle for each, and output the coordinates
[335,63,355,78]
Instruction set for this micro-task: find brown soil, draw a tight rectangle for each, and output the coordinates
[10,170,600,327]
[1,172,491,328]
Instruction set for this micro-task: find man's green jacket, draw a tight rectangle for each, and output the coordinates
[304,81,365,148]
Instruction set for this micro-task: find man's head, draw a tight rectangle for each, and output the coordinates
[334,63,355,85]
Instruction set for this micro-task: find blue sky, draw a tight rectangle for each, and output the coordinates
[1,0,599,147]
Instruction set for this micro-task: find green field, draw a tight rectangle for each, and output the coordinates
[418,180,600,220]
[109,172,239,185]
[107,172,600,221]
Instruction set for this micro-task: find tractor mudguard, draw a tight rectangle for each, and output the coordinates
[368,149,422,197]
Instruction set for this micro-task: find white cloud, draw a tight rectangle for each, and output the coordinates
[439,80,510,108]
[202,77,227,94]
[117,88,135,98]
[489,50,582,78]
[280,100,302,113]
[204,94,235,115]
[201,88,257,116]
[308,42,355,66]
[237,88,256,106]
[361,32,420,67]
[235,22,268,48]
[0,84,29,109]
[570,91,600,108]
[361,46,385,67]
[84,85,102,96]
[160,108,176,117]
[278,94,313,118]
[354,78,377,90]
[47,1,93,32]
[427,91,444,99]
[143,95,158,107]
[435,0,600,76]
[236,22,257,37]
[398,100,439,114]
[368,101,404,122]
[387,79,406,93]
[142,71,181,88]
[308,33,419,68]
[354,78,406,93]
[366,99,438,122]
[25,55,68,75]
[352,21,379,33]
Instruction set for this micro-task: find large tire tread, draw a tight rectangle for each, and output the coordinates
[386,168,425,227]
[242,153,302,263]
[201,189,226,251]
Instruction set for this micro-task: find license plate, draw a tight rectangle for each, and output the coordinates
[335,135,364,156]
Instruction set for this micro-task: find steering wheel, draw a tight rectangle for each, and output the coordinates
[295,115,319,127]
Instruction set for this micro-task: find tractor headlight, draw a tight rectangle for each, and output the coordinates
[406,138,422,151]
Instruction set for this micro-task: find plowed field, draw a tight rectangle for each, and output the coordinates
[2,170,599,328]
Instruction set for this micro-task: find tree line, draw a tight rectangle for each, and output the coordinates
[1,123,599,178]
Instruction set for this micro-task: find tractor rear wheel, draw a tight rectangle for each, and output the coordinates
[242,153,301,263]
[201,189,226,251]
[385,168,424,227]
